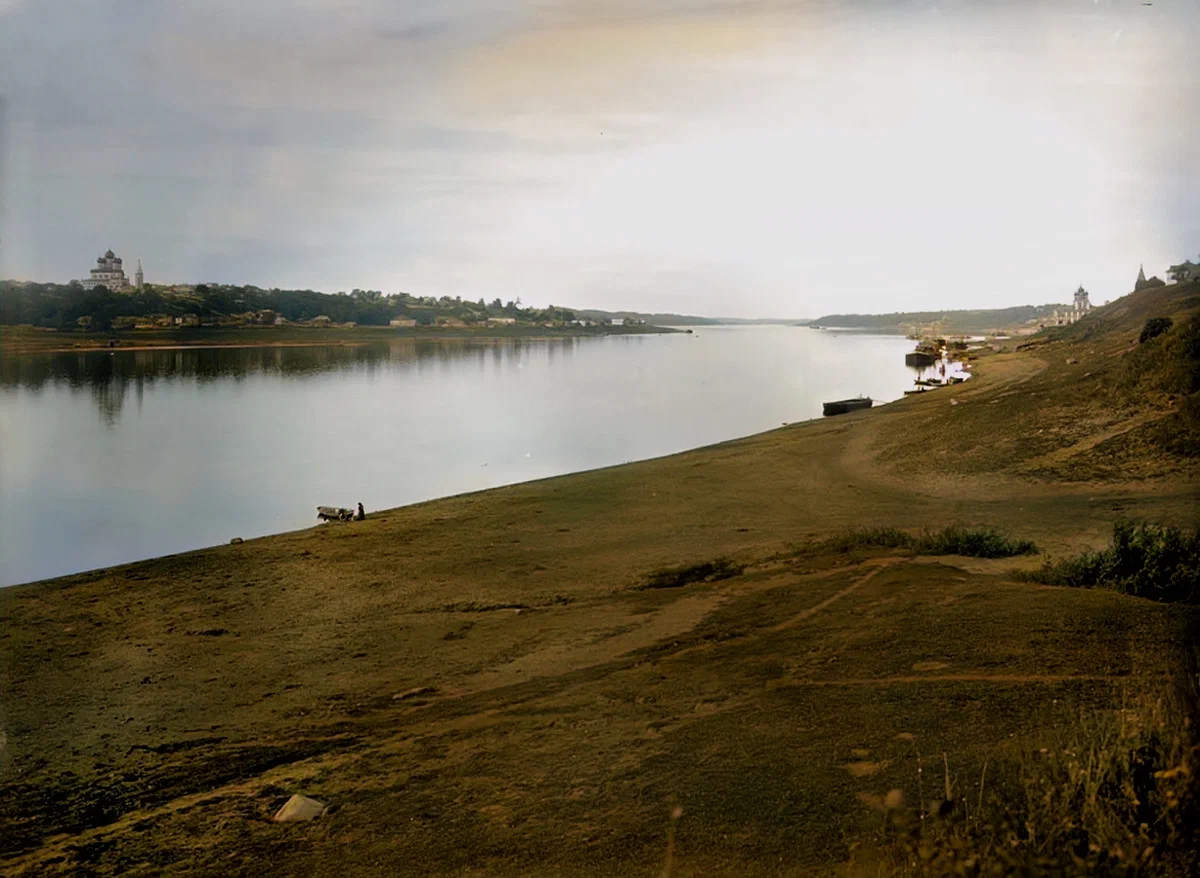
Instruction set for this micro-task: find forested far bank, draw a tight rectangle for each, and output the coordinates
[810,303,1070,333]
[0,281,604,331]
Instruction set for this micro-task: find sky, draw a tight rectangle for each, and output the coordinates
[0,0,1197,318]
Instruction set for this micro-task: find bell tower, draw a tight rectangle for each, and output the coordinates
[135,259,144,290]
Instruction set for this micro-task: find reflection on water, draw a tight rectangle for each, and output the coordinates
[0,340,584,425]
[1,329,918,586]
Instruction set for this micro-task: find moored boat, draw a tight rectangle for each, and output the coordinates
[822,396,873,416]
[905,351,938,367]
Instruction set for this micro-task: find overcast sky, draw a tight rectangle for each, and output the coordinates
[1,0,1197,317]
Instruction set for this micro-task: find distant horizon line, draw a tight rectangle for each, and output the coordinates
[0,275,1105,323]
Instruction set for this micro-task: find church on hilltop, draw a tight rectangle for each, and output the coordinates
[1049,285,1092,326]
[80,249,143,292]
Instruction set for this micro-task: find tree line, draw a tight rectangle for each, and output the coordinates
[0,281,577,331]
[809,304,1067,333]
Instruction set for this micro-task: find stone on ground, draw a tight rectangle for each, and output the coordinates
[273,794,327,823]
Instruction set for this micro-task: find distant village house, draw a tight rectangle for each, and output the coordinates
[1168,260,1199,283]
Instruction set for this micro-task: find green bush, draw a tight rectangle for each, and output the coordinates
[819,526,1037,559]
[913,525,1037,558]
[820,527,912,553]
[1019,520,1199,603]
[643,558,745,589]
[1140,316,1174,343]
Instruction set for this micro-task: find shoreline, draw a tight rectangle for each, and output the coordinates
[1,397,883,590]
[0,324,683,355]
[2,347,967,588]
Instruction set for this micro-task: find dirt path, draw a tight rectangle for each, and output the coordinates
[833,353,1051,499]
[769,561,898,632]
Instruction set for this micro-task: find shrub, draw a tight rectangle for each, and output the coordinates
[818,526,1037,559]
[913,525,1037,558]
[643,558,744,589]
[820,527,912,553]
[1140,316,1174,343]
[1019,520,1200,603]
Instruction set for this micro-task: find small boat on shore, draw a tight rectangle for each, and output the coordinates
[823,396,873,416]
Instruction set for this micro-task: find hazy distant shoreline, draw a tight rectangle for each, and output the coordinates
[0,322,683,355]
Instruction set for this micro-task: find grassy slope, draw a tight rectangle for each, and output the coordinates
[1,283,1197,876]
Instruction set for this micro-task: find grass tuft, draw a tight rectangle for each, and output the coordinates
[819,526,1037,559]
[1017,520,1200,604]
[864,689,1200,877]
[643,558,745,589]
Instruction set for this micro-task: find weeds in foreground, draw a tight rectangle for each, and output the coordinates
[820,526,1037,559]
[1017,521,1199,604]
[856,691,1199,877]
[643,558,745,589]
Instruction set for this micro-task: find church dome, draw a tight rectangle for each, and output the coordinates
[104,249,115,258]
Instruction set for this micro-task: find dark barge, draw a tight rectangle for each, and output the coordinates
[822,397,873,416]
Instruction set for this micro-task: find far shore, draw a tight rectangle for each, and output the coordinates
[0,322,683,354]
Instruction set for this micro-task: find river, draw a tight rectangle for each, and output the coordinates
[0,327,953,586]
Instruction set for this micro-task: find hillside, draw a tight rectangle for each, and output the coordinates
[2,282,1197,876]
[573,308,802,326]
[810,303,1069,333]
[0,281,588,331]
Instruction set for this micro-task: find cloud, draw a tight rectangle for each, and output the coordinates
[1,0,1197,314]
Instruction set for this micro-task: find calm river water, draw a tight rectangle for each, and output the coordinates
[0,327,942,585]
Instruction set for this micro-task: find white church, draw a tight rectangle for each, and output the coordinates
[1049,286,1092,326]
[80,249,143,292]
